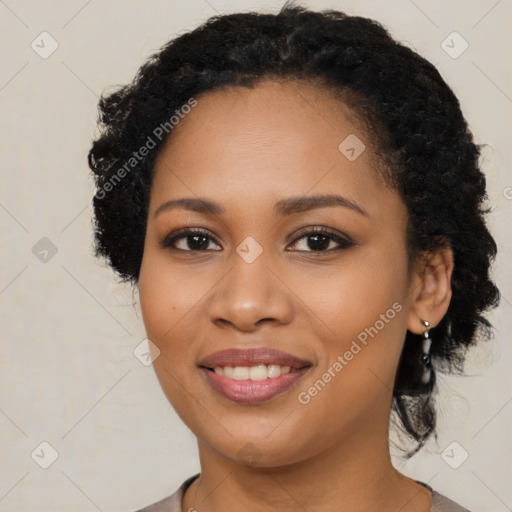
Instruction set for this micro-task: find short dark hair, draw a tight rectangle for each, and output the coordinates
[88,3,500,457]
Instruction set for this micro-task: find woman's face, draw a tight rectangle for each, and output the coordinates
[138,80,418,466]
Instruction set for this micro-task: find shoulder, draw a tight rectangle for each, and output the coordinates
[132,474,200,512]
[430,489,472,512]
[415,479,471,512]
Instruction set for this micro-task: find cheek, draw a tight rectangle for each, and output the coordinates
[138,256,203,414]
[294,244,409,399]
[293,246,408,342]
[138,252,199,357]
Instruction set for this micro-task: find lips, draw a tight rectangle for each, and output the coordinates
[199,348,312,404]
[198,348,311,370]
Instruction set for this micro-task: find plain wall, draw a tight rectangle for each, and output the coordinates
[0,0,511,510]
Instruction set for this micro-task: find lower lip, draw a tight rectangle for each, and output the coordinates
[201,367,309,404]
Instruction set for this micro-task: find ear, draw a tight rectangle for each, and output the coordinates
[406,242,454,334]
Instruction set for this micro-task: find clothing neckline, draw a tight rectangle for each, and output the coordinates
[416,480,434,492]
[181,474,436,507]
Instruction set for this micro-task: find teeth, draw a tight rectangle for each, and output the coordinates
[213,364,293,380]
[268,364,283,378]
[233,366,249,380]
[249,365,268,381]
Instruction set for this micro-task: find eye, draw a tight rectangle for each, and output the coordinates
[160,226,355,254]
[288,226,355,253]
[160,228,221,252]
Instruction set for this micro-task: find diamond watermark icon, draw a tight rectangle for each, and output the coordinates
[236,236,263,263]
[441,441,469,469]
[338,134,365,161]
[237,442,262,466]
[31,32,59,59]
[134,338,160,366]
[31,441,59,469]
[441,31,469,59]
[32,237,58,263]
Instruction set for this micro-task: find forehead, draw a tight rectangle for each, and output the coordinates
[150,79,396,219]
[158,79,371,163]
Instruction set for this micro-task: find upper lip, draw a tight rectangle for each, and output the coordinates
[198,348,312,370]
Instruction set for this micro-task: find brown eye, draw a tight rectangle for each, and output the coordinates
[288,227,355,253]
[160,228,222,251]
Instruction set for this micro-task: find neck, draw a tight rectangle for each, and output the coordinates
[181,407,431,512]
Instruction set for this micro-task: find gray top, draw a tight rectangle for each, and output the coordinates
[134,474,471,511]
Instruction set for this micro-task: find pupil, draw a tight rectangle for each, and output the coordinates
[188,235,209,250]
[308,234,329,251]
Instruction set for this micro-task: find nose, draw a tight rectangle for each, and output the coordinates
[208,252,294,332]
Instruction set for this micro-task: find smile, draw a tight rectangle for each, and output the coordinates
[199,348,312,404]
[201,366,310,404]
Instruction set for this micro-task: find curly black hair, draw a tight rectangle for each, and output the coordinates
[88,3,500,457]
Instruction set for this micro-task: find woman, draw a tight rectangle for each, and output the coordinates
[88,4,499,511]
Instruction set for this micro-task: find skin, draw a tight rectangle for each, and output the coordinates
[137,80,453,512]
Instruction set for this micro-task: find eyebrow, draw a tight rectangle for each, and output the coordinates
[153,194,368,219]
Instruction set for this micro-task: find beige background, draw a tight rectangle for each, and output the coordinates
[0,0,511,510]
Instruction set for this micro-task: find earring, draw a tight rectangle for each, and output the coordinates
[420,320,432,384]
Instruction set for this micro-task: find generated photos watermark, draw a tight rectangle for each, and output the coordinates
[298,301,403,405]
[96,97,198,200]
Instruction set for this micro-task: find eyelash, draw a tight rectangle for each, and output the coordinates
[159,226,355,254]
